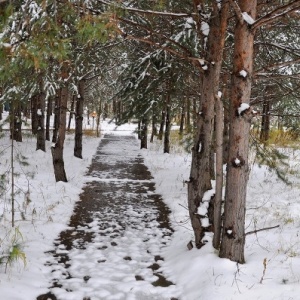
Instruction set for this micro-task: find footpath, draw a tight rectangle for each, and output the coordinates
[37,133,180,300]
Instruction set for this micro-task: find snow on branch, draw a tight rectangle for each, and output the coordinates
[252,0,300,30]
[242,12,255,25]
[98,0,195,18]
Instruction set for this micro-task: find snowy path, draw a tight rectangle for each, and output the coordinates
[37,134,181,300]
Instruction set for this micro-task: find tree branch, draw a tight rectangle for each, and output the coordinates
[98,0,195,18]
[245,225,280,236]
[255,58,300,74]
[252,0,300,30]
[228,0,245,25]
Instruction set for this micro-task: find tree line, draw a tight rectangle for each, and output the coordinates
[1,0,300,264]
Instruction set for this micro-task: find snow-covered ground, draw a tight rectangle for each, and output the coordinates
[1,111,300,299]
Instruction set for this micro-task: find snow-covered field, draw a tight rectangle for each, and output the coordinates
[1,112,300,299]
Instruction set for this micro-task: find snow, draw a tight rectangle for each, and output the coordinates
[235,158,241,165]
[242,12,255,25]
[143,140,300,300]
[238,103,250,115]
[239,69,248,77]
[201,21,209,36]
[37,109,42,115]
[197,201,209,216]
[2,112,300,299]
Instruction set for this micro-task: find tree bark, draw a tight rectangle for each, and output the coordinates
[52,91,60,143]
[46,97,52,141]
[150,106,157,143]
[74,80,84,159]
[96,98,102,138]
[140,117,148,149]
[36,91,46,151]
[137,121,142,140]
[164,95,171,153]
[51,86,68,182]
[158,102,166,140]
[10,100,22,142]
[213,94,224,249]
[179,99,185,135]
[0,88,2,122]
[186,96,191,132]
[31,96,38,135]
[260,96,270,142]
[67,94,75,132]
[220,0,257,264]
[187,2,228,249]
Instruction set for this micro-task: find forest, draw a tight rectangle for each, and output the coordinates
[1,0,300,299]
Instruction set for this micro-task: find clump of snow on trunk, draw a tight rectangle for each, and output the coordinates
[238,103,250,116]
[239,70,247,77]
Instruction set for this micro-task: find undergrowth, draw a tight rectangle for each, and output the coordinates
[0,227,26,273]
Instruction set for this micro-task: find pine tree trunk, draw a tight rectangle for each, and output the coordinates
[0,99,3,121]
[52,91,60,143]
[36,91,46,151]
[46,97,52,141]
[31,96,38,135]
[213,94,224,249]
[51,87,68,182]
[96,99,102,138]
[187,2,228,249]
[260,97,270,142]
[140,117,148,149]
[220,0,256,264]
[186,97,191,132]
[179,99,185,135]
[164,98,171,154]
[74,80,84,159]
[67,95,75,132]
[103,103,108,120]
[150,107,157,143]
[10,101,22,142]
[158,104,166,140]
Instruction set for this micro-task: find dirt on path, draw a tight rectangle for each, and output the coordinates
[37,134,180,300]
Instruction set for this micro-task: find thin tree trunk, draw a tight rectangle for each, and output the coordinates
[36,91,46,151]
[11,114,15,227]
[222,74,230,164]
[186,97,191,132]
[213,94,224,249]
[103,103,108,120]
[187,2,228,249]
[179,99,185,135]
[0,103,2,121]
[10,101,22,142]
[51,86,68,182]
[150,107,157,143]
[260,97,270,142]
[164,96,171,153]
[140,117,148,149]
[74,80,84,159]
[220,0,257,264]
[137,121,141,139]
[96,99,101,138]
[67,95,76,132]
[31,96,38,135]
[52,91,60,143]
[46,97,52,141]
[158,103,166,140]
